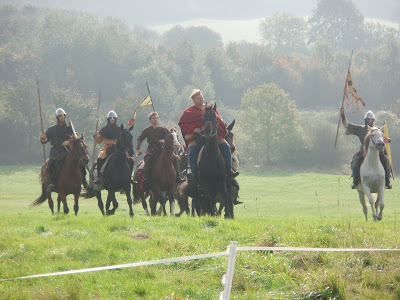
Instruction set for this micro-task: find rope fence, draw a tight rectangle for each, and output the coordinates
[1,242,400,299]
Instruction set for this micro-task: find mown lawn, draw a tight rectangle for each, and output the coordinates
[0,166,399,299]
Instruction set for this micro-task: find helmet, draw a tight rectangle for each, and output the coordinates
[55,108,66,118]
[364,110,375,120]
[107,110,117,119]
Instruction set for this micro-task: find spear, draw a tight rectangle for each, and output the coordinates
[37,75,46,163]
[89,89,101,186]
[334,50,354,149]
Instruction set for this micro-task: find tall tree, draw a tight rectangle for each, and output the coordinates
[308,0,364,51]
[240,83,304,167]
[259,13,308,54]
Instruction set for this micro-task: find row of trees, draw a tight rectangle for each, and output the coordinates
[1,1,400,173]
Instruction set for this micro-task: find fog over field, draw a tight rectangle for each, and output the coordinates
[3,0,399,26]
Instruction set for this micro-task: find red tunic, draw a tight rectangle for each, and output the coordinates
[178,105,227,147]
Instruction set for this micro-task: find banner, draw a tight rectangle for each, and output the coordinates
[127,94,153,126]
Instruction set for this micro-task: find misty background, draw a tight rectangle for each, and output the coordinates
[1,0,400,174]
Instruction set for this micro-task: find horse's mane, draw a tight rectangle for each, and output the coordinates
[363,126,379,155]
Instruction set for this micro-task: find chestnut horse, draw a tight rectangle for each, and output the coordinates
[31,134,89,215]
[134,127,180,216]
[133,128,182,216]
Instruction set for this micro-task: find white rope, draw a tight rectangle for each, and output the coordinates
[2,246,399,282]
[0,251,227,282]
[236,246,400,252]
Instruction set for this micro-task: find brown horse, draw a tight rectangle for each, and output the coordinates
[133,128,181,216]
[149,127,181,216]
[31,134,89,215]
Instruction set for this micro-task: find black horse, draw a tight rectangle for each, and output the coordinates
[83,124,135,217]
[197,103,234,218]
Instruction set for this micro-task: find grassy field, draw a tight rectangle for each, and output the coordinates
[0,165,400,299]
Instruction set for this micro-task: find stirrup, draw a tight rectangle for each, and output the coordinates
[386,182,392,189]
[351,182,359,189]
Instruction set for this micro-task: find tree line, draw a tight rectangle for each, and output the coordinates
[1,0,400,174]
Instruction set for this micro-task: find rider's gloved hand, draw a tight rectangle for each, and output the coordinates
[40,132,47,144]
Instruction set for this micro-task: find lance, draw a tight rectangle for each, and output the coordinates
[146,81,155,112]
[334,50,353,149]
[37,76,46,162]
[89,89,101,186]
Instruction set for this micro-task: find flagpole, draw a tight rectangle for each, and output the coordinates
[334,50,354,149]
[146,81,155,112]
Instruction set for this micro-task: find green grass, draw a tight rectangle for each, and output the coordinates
[1,166,400,299]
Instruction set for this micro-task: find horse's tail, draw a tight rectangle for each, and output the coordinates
[80,186,96,199]
[31,183,47,207]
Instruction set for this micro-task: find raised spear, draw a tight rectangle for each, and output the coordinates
[37,75,46,163]
[334,50,353,149]
[89,89,101,186]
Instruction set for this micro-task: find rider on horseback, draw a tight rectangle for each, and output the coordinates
[178,89,239,184]
[136,112,180,187]
[40,108,89,192]
[340,107,392,189]
[93,110,121,184]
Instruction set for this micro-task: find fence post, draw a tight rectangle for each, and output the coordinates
[219,241,238,300]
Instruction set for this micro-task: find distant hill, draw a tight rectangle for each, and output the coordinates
[2,0,399,26]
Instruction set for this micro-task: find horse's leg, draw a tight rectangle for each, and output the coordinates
[141,192,150,216]
[224,183,234,219]
[357,190,368,221]
[125,185,134,218]
[376,188,385,221]
[96,191,105,216]
[58,193,69,215]
[149,192,158,216]
[73,192,79,216]
[46,190,54,214]
[363,186,377,221]
[110,192,118,215]
[106,192,113,215]
[167,192,175,217]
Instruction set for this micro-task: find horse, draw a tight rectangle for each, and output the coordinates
[133,127,181,216]
[357,126,386,221]
[149,127,181,216]
[83,124,135,217]
[225,119,241,205]
[197,103,234,218]
[31,134,89,215]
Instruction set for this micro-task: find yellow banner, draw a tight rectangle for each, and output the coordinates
[383,121,394,179]
[127,94,153,125]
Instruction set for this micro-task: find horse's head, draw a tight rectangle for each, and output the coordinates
[117,124,134,157]
[69,134,89,164]
[225,119,236,153]
[169,127,181,153]
[364,125,385,153]
[203,103,217,138]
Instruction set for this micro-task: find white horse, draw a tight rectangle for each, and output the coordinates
[357,126,386,221]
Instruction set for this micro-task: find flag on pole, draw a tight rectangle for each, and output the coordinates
[345,71,366,110]
[383,121,395,179]
[127,94,153,126]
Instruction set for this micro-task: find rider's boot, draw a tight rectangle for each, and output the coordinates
[351,164,359,189]
[93,158,104,184]
[385,167,392,189]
